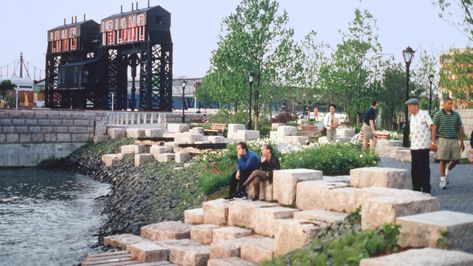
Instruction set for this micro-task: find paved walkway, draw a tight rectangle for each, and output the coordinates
[381,158,473,214]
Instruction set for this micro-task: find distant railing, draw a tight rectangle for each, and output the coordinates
[106,111,205,128]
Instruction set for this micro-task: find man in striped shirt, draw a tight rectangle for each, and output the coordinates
[432,98,465,189]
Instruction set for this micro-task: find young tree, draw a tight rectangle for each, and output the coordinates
[436,0,473,40]
[325,9,384,125]
[201,0,298,129]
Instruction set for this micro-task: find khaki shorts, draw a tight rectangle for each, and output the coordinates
[436,137,461,161]
[361,124,373,140]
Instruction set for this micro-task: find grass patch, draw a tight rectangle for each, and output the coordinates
[262,224,401,266]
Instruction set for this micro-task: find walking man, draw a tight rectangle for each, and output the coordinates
[225,142,260,199]
[361,100,378,150]
[432,98,465,189]
[406,98,435,193]
[242,144,281,200]
[324,104,339,143]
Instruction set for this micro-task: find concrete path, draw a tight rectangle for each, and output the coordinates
[381,158,473,214]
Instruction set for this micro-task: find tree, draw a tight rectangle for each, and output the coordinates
[436,0,473,41]
[411,49,440,112]
[201,0,298,129]
[379,64,407,130]
[288,31,330,108]
[0,80,17,100]
[323,9,385,125]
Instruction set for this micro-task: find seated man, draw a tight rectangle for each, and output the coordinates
[242,144,281,200]
[226,142,260,199]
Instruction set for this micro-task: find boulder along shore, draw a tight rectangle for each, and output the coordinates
[40,137,207,244]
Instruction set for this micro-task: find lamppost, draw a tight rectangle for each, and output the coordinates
[428,74,434,116]
[248,72,254,129]
[402,46,415,147]
[181,80,187,123]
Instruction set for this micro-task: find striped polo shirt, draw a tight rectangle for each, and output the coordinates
[433,109,462,139]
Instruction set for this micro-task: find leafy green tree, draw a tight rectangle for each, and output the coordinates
[201,0,298,129]
[323,9,384,125]
[379,64,407,130]
[436,0,473,40]
[0,80,17,100]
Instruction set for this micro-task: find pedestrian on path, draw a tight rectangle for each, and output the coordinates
[432,98,465,189]
[323,104,339,143]
[361,100,378,150]
[406,98,435,193]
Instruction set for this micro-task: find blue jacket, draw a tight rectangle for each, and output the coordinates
[237,150,260,172]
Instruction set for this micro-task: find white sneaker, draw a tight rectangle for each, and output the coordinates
[439,176,447,190]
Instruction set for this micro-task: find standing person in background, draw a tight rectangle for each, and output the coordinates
[323,104,339,143]
[405,98,435,194]
[361,100,378,150]
[432,98,465,189]
[313,105,319,121]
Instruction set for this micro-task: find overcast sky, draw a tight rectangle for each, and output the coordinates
[0,0,469,79]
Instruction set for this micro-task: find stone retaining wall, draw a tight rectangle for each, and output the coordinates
[0,110,108,167]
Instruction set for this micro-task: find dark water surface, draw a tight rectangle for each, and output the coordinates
[0,168,109,266]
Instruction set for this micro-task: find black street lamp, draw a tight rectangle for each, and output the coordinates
[181,80,187,123]
[428,74,434,116]
[248,72,254,129]
[402,46,415,147]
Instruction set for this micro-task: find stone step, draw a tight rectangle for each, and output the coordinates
[253,207,298,237]
[108,128,126,139]
[212,226,253,243]
[156,153,175,163]
[104,234,148,250]
[361,190,440,230]
[293,209,349,224]
[274,219,321,256]
[158,239,210,266]
[273,169,323,205]
[209,236,264,259]
[81,252,135,266]
[135,153,154,167]
[127,241,170,263]
[240,236,275,264]
[126,128,146,139]
[207,257,257,266]
[350,167,411,189]
[141,221,191,241]
[397,210,473,251]
[127,262,176,266]
[184,208,204,225]
[360,248,473,266]
[190,224,221,245]
[101,153,123,167]
[121,144,146,154]
[227,199,278,228]
[202,199,233,226]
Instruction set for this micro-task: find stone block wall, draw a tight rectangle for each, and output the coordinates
[0,110,108,144]
[0,110,108,167]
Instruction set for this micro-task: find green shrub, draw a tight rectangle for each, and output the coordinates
[209,109,248,124]
[263,223,401,266]
[280,144,379,175]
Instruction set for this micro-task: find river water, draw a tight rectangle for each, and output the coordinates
[0,168,110,266]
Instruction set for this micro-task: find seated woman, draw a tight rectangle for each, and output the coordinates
[243,144,281,200]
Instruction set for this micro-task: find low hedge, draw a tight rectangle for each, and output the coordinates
[280,144,379,176]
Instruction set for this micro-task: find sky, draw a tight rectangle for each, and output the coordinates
[0,0,470,80]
